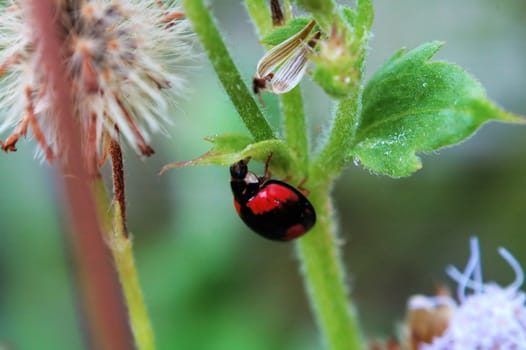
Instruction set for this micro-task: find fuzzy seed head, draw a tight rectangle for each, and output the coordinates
[0,0,195,164]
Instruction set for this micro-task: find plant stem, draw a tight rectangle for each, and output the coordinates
[246,0,309,170]
[296,182,363,350]
[93,144,156,350]
[281,86,309,171]
[29,2,134,348]
[314,94,361,177]
[281,85,362,350]
[245,0,272,37]
[110,138,128,237]
[182,0,274,142]
[244,2,362,348]
[111,202,155,350]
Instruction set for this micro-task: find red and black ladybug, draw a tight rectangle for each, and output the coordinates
[229,155,316,241]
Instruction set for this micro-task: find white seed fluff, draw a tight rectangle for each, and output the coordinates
[0,0,195,161]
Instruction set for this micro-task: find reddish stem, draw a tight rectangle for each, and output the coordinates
[27,2,133,349]
[109,138,128,238]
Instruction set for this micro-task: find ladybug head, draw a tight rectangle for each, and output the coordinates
[230,157,251,180]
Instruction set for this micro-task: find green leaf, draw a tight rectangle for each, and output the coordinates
[341,0,373,37]
[260,17,313,46]
[204,133,254,153]
[353,0,373,38]
[160,134,295,175]
[341,7,356,27]
[353,41,524,177]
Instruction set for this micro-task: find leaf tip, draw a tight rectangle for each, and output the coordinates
[159,160,189,175]
[500,112,526,124]
[419,40,446,60]
[159,163,174,175]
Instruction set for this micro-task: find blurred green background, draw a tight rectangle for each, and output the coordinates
[1,0,525,349]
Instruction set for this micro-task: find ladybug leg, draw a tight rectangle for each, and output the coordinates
[282,175,292,182]
[261,152,273,182]
[296,177,310,196]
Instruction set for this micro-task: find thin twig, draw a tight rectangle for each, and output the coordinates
[109,137,128,238]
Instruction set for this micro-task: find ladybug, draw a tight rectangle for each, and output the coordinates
[229,155,316,241]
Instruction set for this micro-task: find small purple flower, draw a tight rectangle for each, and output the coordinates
[413,237,526,350]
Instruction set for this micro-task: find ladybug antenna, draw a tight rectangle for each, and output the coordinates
[263,153,273,179]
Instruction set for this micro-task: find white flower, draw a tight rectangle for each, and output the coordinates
[413,237,526,350]
[0,0,194,163]
[253,19,319,96]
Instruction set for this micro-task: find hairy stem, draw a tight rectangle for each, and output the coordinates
[245,0,272,36]
[182,0,274,141]
[245,2,362,348]
[314,94,361,177]
[246,0,309,169]
[296,182,363,350]
[281,86,309,171]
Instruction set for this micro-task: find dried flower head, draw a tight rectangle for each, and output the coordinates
[0,0,194,165]
[405,289,455,350]
[407,237,526,350]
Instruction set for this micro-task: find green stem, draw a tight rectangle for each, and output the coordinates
[314,94,361,177]
[112,203,155,350]
[93,179,156,350]
[182,0,274,142]
[281,87,309,171]
[245,0,272,37]
[246,0,309,170]
[296,182,363,350]
[245,2,362,349]
[311,0,373,176]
